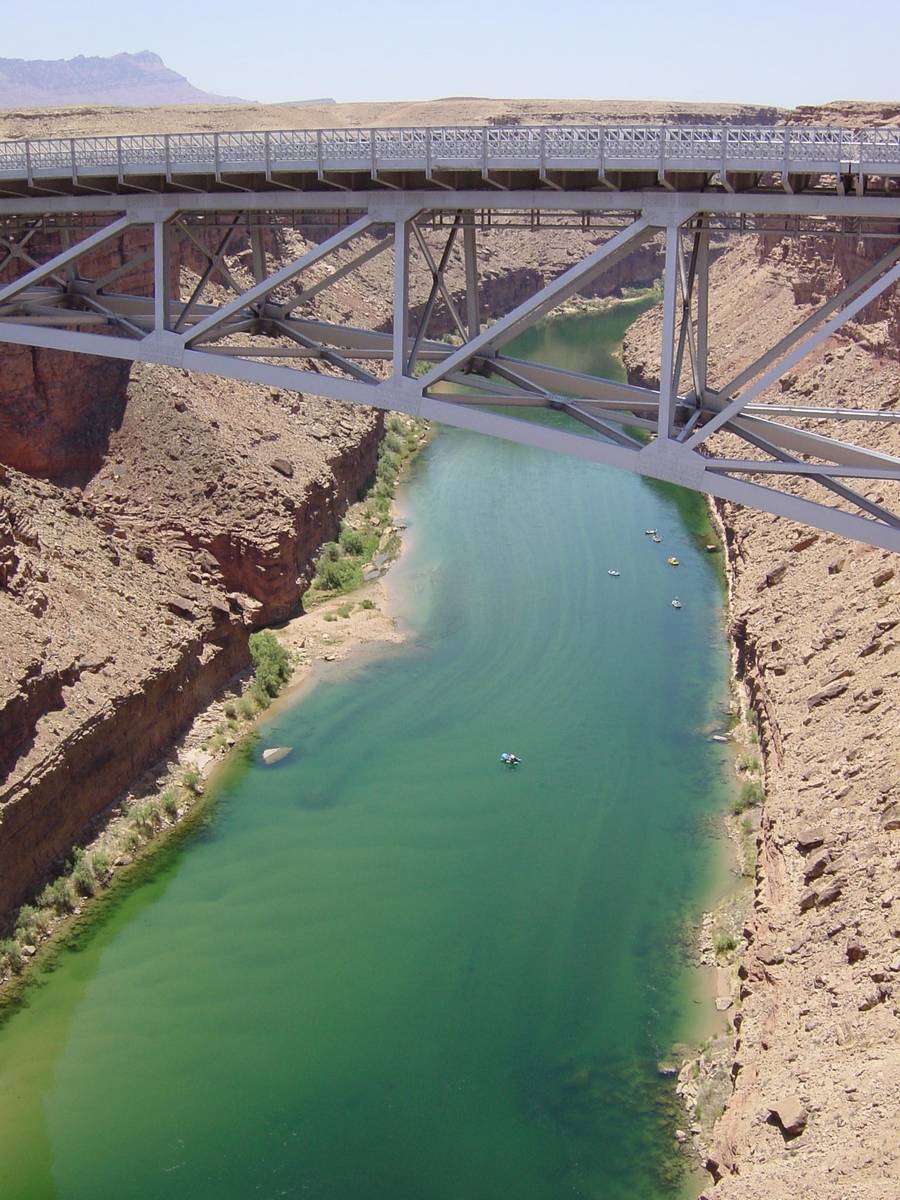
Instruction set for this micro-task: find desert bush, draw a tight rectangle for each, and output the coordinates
[38,877,74,914]
[339,527,366,556]
[249,630,292,699]
[15,904,47,942]
[181,769,202,795]
[0,939,23,974]
[732,779,764,814]
[132,801,161,839]
[317,556,362,593]
[161,791,179,818]
[91,851,111,880]
[713,930,737,956]
[72,857,97,898]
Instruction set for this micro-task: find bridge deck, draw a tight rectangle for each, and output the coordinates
[1,124,900,197]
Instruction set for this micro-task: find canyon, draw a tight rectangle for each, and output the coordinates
[0,97,898,1200]
[623,228,899,1198]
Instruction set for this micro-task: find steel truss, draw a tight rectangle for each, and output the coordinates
[0,189,898,551]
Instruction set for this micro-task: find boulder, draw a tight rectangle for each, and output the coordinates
[846,941,867,964]
[807,680,849,708]
[799,889,818,913]
[817,881,844,907]
[262,746,292,765]
[768,1096,807,1138]
[803,854,830,884]
[759,562,788,590]
[166,595,197,620]
[270,458,294,479]
[796,828,826,853]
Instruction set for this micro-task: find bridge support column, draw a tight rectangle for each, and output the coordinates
[695,218,709,399]
[153,218,170,334]
[657,222,681,442]
[463,213,480,339]
[392,216,410,379]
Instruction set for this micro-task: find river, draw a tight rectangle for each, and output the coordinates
[0,299,734,1200]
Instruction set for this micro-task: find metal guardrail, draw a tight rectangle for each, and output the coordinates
[1,125,900,183]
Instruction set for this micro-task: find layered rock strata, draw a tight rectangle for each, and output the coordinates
[0,360,380,917]
[624,236,899,1200]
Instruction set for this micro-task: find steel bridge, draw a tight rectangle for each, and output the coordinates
[0,123,899,551]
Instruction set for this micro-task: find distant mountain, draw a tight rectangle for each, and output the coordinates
[0,51,248,108]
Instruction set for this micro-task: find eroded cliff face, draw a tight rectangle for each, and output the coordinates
[623,238,899,1200]
[0,331,381,918]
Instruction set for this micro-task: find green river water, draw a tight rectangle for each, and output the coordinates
[0,301,734,1200]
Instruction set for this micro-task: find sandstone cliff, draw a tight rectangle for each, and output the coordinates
[623,237,899,1200]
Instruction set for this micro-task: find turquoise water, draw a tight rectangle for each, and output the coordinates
[0,303,732,1200]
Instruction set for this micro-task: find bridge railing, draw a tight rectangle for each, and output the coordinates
[2,125,900,181]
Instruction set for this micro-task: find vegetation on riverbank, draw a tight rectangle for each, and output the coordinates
[0,414,429,996]
[0,638,294,990]
[304,413,427,605]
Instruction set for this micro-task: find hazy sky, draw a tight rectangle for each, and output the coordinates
[4,0,899,109]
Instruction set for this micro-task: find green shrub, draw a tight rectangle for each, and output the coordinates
[339,527,366,556]
[732,779,764,814]
[181,769,202,795]
[317,556,362,594]
[360,598,375,610]
[713,930,737,956]
[249,630,292,699]
[738,753,760,774]
[238,696,255,720]
[224,701,237,719]
[322,541,341,562]
[124,830,141,854]
[161,791,179,819]
[0,939,23,974]
[15,904,44,942]
[72,857,97,898]
[38,877,73,914]
[92,851,111,880]
[322,611,337,622]
[250,679,272,710]
[386,414,407,435]
[337,602,353,619]
[385,430,405,455]
[132,801,161,839]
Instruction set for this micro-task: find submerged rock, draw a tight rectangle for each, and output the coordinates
[262,746,293,765]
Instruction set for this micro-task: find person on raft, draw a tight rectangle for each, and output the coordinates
[500,752,520,767]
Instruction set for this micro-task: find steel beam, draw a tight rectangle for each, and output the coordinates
[0,214,133,305]
[185,214,374,345]
[419,217,652,387]
[686,255,900,448]
[657,223,682,439]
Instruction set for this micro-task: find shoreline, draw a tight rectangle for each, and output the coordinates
[669,493,768,1187]
[0,422,426,1007]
